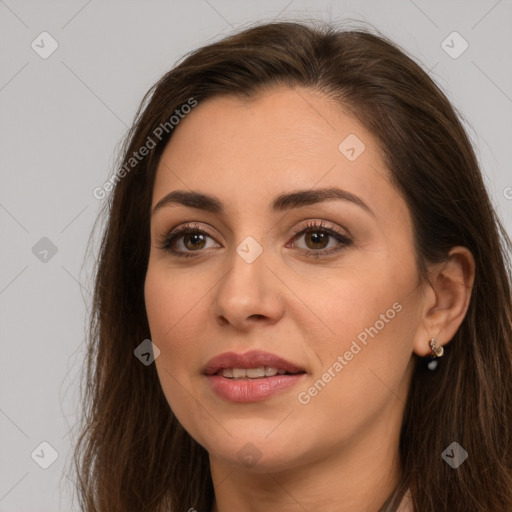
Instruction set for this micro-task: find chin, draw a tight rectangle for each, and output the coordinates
[205,431,310,473]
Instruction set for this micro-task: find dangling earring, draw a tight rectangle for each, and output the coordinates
[427,338,444,371]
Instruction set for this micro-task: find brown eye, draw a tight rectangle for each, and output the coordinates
[158,223,220,257]
[182,233,207,251]
[289,220,353,257]
[303,231,330,250]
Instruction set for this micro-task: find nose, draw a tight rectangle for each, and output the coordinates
[212,244,285,330]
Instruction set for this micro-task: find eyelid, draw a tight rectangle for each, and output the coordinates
[156,222,219,250]
[289,219,352,241]
[157,219,353,257]
[286,220,353,256]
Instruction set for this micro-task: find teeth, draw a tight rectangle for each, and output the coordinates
[220,366,288,379]
[247,367,266,378]
[222,368,234,378]
[264,367,278,377]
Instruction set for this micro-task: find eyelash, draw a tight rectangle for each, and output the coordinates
[157,220,353,259]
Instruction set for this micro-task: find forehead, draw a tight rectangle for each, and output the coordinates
[151,87,405,228]
[172,88,368,148]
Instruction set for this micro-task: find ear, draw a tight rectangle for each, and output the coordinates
[412,246,475,357]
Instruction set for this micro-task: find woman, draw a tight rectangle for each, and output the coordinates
[74,21,512,511]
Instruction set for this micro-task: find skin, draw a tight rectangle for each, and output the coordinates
[144,86,475,512]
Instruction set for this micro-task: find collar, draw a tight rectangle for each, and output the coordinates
[396,489,413,512]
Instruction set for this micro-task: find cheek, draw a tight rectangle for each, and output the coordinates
[144,265,208,369]
[308,264,419,404]
[144,265,212,432]
[316,272,403,355]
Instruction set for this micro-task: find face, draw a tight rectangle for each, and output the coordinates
[144,86,426,473]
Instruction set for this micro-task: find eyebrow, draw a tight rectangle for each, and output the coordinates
[151,187,375,217]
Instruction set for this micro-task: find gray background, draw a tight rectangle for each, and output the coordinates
[1,0,511,510]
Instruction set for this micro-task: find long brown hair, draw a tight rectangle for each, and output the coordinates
[72,21,512,511]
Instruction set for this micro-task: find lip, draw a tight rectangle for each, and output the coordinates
[204,350,307,403]
[203,349,305,375]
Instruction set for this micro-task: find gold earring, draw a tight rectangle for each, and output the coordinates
[430,338,444,357]
[427,338,444,371]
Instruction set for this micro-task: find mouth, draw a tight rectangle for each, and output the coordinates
[203,350,307,402]
[215,366,306,379]
[203,349,306,376]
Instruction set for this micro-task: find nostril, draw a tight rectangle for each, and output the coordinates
[217,316,229,326]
